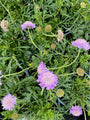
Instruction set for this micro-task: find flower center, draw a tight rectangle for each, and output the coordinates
[42,72,54,84]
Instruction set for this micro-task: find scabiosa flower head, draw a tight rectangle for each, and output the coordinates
[69,106,83,117]
[1,94,17,111]
[45,25,52,32]
[71,39,90,51]
[0,19,8,31]
[37,62,47,74]
[57,30,64,42]
[37,70,58,90]
[21,21,35,31]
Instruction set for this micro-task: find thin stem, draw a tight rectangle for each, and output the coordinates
[28,29,42,55]
[41,89,44,95]
[49,48,81,70]
[0,1,13,23]
[42,32,57,37]
[58,72,76,76]
[2,66,31,78]
[83,108,87,120]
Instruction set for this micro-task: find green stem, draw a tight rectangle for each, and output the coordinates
[49,48,81,70]
[41,89,44,95]
[83,108,87,120]
[0,1,13,23]
[58,72,76,76]
[2,66,31,78]
[28,29,42,55]
[42,32,57,37]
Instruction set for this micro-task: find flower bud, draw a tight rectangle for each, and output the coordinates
[51,43,56,50]
[76,68,84,76]
[11,113,18,119]
[80,2,86,8]
[35,5,40,10]
[56,89,64,97]
[36,26,42,32]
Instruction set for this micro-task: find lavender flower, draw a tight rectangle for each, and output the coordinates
[71,39,90,51]
[1,94,17,111]
[57,30,64,42]
[37,70,58,90]
[0,19,8,31]
[37,62,47,74]
[0,82,2,85]
[69,106,83,117]
[21,21,35,31]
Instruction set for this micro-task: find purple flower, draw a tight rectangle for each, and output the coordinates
[37,62,47,74]
[69,106,83,117]
[71,39,90,51]
[0,19,8,31]
[21,21,35,31]
[1,94,17,111]
[0,70,2,74]
[57,30,64,42]
[37,70,58,90]
[0,82,2,85]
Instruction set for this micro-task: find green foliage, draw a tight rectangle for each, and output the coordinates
[0,0,90,119]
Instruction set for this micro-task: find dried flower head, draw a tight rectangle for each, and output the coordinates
[0,19,8,31]
[45,25,52,32]
[56,89,64,97]
[37,70,58,90]
[71,39,90,51]
[76,68,84,76]
[36,26,42,32]
[57,30,64,42]
[37,62,47,74]
[35,5,40,10]
[1,94,17,111]
[11,113,18,119]
[69,106,83,117]
[51,43,56,50]
[21,21,35,31]
[80,2,86,8]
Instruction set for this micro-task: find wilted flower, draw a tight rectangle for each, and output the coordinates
[37,70,58,90]
[56,89,64,97]
[76,68,84,76]
[51,43,56,50]
[0,19,8,31]
[71,39,90,51]
[45,25,52,32]
[21,21,35,31]
[57,30,64,42]
[37,62,47,74]
[1,94,17,111]
[80,2,86,8]
[69,106,83,117]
